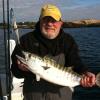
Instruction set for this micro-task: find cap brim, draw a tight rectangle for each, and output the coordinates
[41,13,61,21]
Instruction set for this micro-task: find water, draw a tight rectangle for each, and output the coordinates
[0,27,100,99]
[64,27,100,100]
[65,28,100,74]
[0,28,32,73]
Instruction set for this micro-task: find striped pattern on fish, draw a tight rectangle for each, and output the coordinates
[16,51,100,88]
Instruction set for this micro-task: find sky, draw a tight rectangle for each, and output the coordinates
[0,0,100,22]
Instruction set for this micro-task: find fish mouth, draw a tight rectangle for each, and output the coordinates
[16,55,27,65]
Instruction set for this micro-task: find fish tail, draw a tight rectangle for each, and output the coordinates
[96,73,100,87]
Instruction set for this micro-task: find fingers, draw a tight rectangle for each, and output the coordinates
[80,72,96,87]
[17,60,29,71]
[86,72,96,86]
[80,76,93,87]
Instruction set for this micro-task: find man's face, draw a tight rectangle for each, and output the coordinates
[40,16,63,39]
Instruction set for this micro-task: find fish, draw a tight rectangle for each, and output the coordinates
[16,51,100,88]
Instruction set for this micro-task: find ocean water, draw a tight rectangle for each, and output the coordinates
[64,27,100,100]
[65,27,100,74]
[0,27,100,99]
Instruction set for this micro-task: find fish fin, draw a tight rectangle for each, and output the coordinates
[43,55,51,59]
[69,87,74,92]
[96,73,100,87]
[42,66,50,70]
[67,66,73,70]
[36,74,40,81]
[66,66,73,72]
[43,56,56,62]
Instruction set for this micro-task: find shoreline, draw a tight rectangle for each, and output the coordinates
[0,19,100,29]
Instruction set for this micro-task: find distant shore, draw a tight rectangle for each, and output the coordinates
[63,19,100,28]
[0,19,100,29]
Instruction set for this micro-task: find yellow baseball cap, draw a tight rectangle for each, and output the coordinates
[40,4,62,21]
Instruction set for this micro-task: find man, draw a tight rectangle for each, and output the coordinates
[11,4,95,100]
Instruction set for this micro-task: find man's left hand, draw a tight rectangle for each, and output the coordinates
[80,72,96,87]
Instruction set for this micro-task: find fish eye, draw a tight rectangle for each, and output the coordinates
[28,54,31,58]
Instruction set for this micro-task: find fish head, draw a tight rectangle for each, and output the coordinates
[16,51,45,74]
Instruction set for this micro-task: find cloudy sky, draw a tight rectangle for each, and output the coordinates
[0,0,100,22]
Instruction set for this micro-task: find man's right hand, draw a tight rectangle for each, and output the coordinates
[17,59,29,71]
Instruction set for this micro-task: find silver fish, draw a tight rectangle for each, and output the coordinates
[16,51,100,88]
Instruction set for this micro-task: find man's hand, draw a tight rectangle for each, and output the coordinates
[17,59,29,71]
[80,72,96,87]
